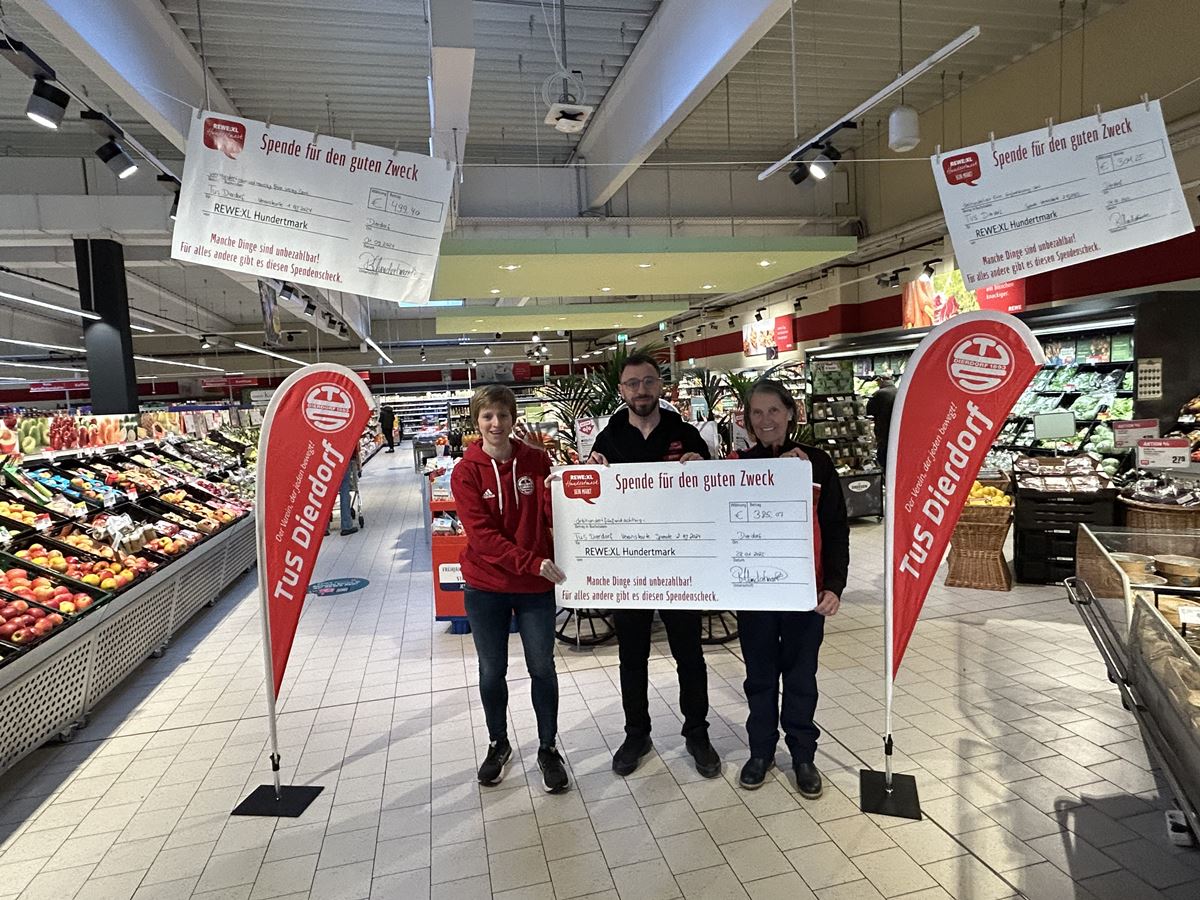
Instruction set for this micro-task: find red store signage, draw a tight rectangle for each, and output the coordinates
[28,380,90,393]
[975,279,1027,314]
[774,316,796,352]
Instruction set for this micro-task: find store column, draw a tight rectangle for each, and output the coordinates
[74,238,139,414]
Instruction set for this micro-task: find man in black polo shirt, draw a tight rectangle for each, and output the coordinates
[588,352,721,779]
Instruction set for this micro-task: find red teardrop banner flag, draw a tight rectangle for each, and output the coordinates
[256,364,374,697]
[885,311,1044,692]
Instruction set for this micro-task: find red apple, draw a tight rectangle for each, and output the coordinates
[0,622,17,639]
[74,597,93,610]
[11,600,28,612]
[0,607,18,620]
[26,607,46,620]
[46,613,63,626]
[9,628,30,643]
[4,568,27,579]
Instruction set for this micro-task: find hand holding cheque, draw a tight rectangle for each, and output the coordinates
[551,458,818,612]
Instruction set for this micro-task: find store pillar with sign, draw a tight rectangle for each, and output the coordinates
[74,238,138,414]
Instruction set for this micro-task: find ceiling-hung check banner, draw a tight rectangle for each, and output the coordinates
[173,112,454,304]
[933,100,1192,290]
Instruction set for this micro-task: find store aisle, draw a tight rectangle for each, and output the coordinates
[1,456,1198,900]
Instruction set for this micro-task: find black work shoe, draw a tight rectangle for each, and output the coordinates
[477,738,512,786]
[794,762,823,799]
[340,526,359,536]
[685,734,722,778]
[739,757,775,790]
[612,735,652,776]
[538,745,569,794]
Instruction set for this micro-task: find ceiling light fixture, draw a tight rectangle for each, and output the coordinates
[757,259,774,268]
[789,163,809,186]
[0,359,86,374]
[794,295,807,310]
[232,341,305,366]
[0,289,100,321]
[920,259,941,281]
[96,139,138,179]
[728,317,736,328]
[489,288,501,295]
[498,264,521,271]
[637,262,654,269]
[129,322,155,333]
[696,326,704,336]
[600,287,612,293]
[531,332,540,342]
[887,0,920,153]
[133,354,223,373]
[483,345,492,356]
[759,26,981,180]
[200,336,212,349]
[0,336,84,353]
[25,77,69,129]
[674,333,684,344]
[302,300,316,318]
[809,145,841,180]
[701,283,715,290]
[419,346,427,362]
[363,336,394,364]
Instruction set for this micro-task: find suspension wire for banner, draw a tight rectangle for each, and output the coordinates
[195,0,210,112]
[1079,0,1088,118]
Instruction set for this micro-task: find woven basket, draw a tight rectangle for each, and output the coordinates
[946,548,1013,591]
[958,503,1014,524]
[952,520,1012,553]
[1119,496,1200,531]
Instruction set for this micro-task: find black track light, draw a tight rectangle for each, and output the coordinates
[26,77,69,129]
[96,139,138,179]
[809,145,841,180]
[755,308,765,322]
[794,295,807,310]
[728,317,736,328]
[788,164,809,186]
[696,326,704,336]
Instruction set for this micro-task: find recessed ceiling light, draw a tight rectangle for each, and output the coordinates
[558,317,566,321]
[758,259,774,268]
[472,328,478,332]
[600,287,612,293]
[498,264,521,271]
[637,262,654,268]
[474,319,483,323]
[635,314,644,318]
[489,288,501,295]
[701,283,716,290]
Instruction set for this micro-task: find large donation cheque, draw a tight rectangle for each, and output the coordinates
[552,460,817,612]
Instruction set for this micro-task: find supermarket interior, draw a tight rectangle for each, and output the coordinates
[3,0,1200,898]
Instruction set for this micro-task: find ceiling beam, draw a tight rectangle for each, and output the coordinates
[14,0,237,150]
[574,0,790,209]
[428,0,475,165]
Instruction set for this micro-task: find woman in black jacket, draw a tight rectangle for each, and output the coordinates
[732,380,850,798]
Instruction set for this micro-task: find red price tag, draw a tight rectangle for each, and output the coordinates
[33,514,52,532]
[1137,438,1190,469]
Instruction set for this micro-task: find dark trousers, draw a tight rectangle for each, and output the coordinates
[382,427,394,450]
[738,610,825,763]
[613,609,709,740]
[464,588,558,747]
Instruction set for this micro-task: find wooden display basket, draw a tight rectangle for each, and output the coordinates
[946,504,1014,591]
[1119,496,1200,531]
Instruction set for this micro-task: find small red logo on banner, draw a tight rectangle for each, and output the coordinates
[943,152,981,186]
[947,334,1015,393]
[203,117,246,159]
[563,470,601,504]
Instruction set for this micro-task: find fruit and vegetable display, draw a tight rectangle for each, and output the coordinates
[0,499,49,529]
[967,482,1013,507]
[10,542,152,589]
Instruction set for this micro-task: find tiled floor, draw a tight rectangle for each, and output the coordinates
[2,449,1198,899]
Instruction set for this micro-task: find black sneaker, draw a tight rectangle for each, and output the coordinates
[477,738,512,786]
[612,735,652,776]
[340,526,359,536]
[538,745,569,794]
[685,734,721,779]
[794,762,823,799]
[739,757,775,790]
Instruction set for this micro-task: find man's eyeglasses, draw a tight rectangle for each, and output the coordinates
[620,376,662,391]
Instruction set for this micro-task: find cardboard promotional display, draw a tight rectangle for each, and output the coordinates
[233,363,374,817]
[862,311,1044,820]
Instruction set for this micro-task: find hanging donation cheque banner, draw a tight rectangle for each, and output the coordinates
[885,312,1043,688]
[172,112,455,304]
[551,459,817,612]
[256,364,374,695]
[933,100,1192,290]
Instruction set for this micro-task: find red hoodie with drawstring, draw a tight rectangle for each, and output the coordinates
[451,440,556,594]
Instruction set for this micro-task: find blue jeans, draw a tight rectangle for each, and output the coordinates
[464,588,558,747]
[339,467,355,531]
[738,610,825,763]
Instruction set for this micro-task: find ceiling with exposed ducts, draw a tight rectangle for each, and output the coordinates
[0,0,1140,382]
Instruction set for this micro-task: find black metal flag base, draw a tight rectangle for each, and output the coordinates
[232,784,324,818]
[860,770,923,820]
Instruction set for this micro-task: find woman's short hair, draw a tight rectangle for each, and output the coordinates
[470,384,518,424]
[746,379,799,442]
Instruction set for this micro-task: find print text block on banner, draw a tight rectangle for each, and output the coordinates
[933,100,1192,289]
[551,459,816,612]
[172,113,454,304]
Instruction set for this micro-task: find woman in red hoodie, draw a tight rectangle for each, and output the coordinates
[451,385,569,793]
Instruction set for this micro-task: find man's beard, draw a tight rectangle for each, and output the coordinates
[628,395,658,417]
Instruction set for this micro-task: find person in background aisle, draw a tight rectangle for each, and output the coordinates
[451,384,570,793]
[730,380,849,799]
[866,375,896,470]
[587,352,722,779]
[335,455,360,536]
[379,404,395,452]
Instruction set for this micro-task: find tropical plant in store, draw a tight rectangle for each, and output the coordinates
[685,369,728,421]
[539,376,596,451]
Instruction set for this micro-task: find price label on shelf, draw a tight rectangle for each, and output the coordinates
[1177,606,1200,626]
[1136,438,1190,469]
[1114,419,1159,448]
[33,514,52,532]
[102,493,117,508]
[126,489,138,502]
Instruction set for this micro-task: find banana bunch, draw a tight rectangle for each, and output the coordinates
[967,482,1012,507]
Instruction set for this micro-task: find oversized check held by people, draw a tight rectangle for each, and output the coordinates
[552,459,817,612]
